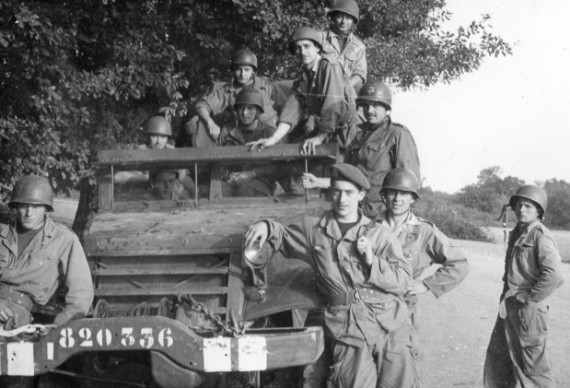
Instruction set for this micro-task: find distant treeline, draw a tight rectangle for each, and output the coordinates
[414,166,570,241]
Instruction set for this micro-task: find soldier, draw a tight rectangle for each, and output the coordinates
[189,48,277,147]
[484,185,564,388]
[248,27,357,157]
[320,0,367,92]
[245,164,416,388]
[0,176,93,328]
[115,116,197,197]
[378,168,469,361]
[303,81,420,217]
[216,88,280,197]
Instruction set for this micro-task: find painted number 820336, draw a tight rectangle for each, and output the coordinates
[58,327,174,349]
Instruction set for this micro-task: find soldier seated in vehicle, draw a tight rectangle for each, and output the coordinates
[114,115,198,197]
[118,169,192,201]
[187,48,278,148]
[216,88,282,198]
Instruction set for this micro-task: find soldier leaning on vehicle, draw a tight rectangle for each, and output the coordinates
[245,163,417,388]
[0,176,93,329]
[248,26,357,157]
[484,185,564,388]
[378,168,469,365]
[188,48,278,147]
[320,0,367,93]
[215,88,283,197]
[302,81,421,217]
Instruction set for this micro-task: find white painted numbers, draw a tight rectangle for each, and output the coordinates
[58,327,174,349]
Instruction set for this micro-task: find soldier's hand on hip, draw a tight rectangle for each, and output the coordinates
[407,280,429,295]
[245,222,269,248]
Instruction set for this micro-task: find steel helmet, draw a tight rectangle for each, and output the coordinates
[9,175,54,212]
[143,116,172,137]
[232,48,258,71]
[356,81,392,110]
[509,185,547,217]
[234,87,264,113]
[380,168,420,199]
[289,26,323,54]
[328,0,359,23]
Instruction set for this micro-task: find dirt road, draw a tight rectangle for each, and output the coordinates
[417,238,570,387]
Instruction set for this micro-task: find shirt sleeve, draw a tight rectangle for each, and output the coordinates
[54,235,94,325]
[395,128,421,184]
[421,227,469,298]
[528,233,564,302]
[278,93,304,129]
[264,218,314,265]
[350,42,367,83]
[195,85,230,116]
[365,227,412,295]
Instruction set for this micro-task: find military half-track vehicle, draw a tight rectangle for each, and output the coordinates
[0,145,340,387]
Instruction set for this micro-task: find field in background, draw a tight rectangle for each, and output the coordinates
[485,226,570,262]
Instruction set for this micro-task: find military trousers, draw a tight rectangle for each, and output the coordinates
[484,298,554,388]
[327,324,417,388]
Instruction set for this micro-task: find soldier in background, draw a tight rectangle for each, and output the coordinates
[484,185,564,388]
[303,81,420,217]
[320,0,366,92]
[188,48,277,147]
[379,168,469,369]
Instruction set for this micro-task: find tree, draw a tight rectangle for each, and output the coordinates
[543,179,570,230]
[457,166,525,214]
[0,0,511,198]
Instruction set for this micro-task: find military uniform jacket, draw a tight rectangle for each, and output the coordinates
[380,212,469,298]
[345,118,421,204]
[265,211,411,347]
[320,29,367,82]
[216,120,281,188]
[279,56,357,148]
[0,218,94,325]
[502,220,564,303]
[195,76,277,126]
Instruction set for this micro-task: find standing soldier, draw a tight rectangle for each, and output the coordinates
[248,27,357,157]
[303,80,420,217]
[245,164,416,388]
[484,185,564,388]
[189,48,277,147]
[320,0,367,92]
[379,168,469,363]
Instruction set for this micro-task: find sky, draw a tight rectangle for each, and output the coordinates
[390,0,570,193]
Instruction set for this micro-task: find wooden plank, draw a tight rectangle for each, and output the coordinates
[92,267,229,276]
[94,286,228,297]
[209,165,222,201]
[96,144,339,168]
[226,244,245,317]
[98,174,113,211]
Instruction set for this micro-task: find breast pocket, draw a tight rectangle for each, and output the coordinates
[514,242,536,274]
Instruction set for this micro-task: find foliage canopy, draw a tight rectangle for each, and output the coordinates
[0,0,511,197]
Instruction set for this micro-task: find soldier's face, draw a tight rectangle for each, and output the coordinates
[233,66,255,86]
[331,12,355,35]
[513,199,540,224]
[149,134,169,149]
[237,104,259,127]
[153,175,177,200]
[361,102,388,125]
[383,189,415,216]
[294,40,320,68]
[331,180,365,221]
[15,203,47,231]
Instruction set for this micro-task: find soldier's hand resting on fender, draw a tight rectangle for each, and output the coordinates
[356,236,374,266]
[301,133,327,155]
[245,222,269,249]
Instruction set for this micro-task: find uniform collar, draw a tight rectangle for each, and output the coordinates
[319,209,372,242]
